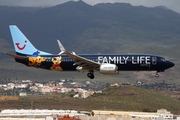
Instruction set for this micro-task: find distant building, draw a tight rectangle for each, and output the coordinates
[19,92,27,96]
[157,109,173,120]
[22,80,32,83]
[38,86,52,94]
[0,109,84,118]
[91,109,173,120]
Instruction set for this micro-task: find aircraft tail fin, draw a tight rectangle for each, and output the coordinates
[9,25,51,56]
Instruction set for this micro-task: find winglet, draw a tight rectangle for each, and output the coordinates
[57,40,66,55]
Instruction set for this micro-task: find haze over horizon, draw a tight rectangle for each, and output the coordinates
[0,0,180,13]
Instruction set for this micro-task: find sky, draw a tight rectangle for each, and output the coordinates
[0,0,180,13]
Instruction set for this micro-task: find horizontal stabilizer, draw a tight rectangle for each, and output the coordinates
[5,52,27,60]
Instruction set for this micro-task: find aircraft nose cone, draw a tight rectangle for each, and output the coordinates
[167,61,175,69]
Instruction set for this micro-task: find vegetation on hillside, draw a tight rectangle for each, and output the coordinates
[0,86,180,114]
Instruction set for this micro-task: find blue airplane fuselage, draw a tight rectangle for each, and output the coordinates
[15,54,174,72]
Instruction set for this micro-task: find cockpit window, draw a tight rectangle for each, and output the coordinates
[161,58,166,62]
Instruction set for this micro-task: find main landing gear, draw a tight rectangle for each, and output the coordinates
[87,70,94,79]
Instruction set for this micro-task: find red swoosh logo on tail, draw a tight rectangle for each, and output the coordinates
[15,40,27,50]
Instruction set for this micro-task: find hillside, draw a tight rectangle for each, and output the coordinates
[0,86,180,114]
[0,1,179,83]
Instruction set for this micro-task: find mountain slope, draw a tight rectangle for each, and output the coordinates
[1,1,180,53]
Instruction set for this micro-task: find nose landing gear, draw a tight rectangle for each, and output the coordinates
[155,70,165,78]
[155,72,159,78]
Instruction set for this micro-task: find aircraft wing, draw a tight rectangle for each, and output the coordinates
[57,40,100,71]
[65,51,100,70]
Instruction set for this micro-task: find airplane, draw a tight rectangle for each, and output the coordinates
[6,25,175,79]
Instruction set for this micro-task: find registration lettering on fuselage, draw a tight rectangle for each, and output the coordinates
[98,56,151,65]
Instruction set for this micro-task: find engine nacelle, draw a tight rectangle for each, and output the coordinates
[100,64,119,75]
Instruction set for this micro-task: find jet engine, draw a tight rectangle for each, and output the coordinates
[100,64,119,75]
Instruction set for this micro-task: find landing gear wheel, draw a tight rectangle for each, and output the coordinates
[87,70,94,79]
[155,73,159,78]
[87,73,94,79]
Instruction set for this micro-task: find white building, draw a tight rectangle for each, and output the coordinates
[157,109,173,120]
[91,109,173,120]
[0,109,82,118]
